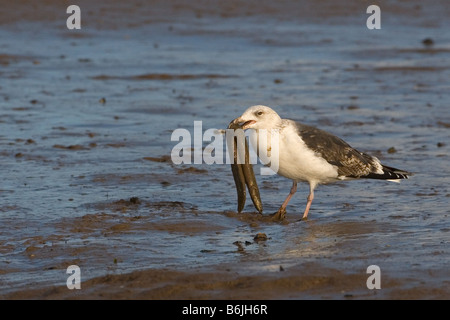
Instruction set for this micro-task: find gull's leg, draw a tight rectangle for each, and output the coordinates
[301,183,316,221]
[281,180,297,209]
[272,181,297,220]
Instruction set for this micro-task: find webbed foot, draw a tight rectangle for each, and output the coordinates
[271,208,286,221]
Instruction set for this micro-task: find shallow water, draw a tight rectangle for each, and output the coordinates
[0,1,449,298]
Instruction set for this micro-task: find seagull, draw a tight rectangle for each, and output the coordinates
[230,105,411,220]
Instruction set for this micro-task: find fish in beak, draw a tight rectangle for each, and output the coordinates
[230,117,257,130]
[227,118,263,214]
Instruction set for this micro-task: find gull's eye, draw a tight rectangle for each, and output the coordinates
[256,111,263,116]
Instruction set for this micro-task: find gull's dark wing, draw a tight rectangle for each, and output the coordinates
[294,122,410,180]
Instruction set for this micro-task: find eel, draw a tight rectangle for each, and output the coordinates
[227,121,263,214]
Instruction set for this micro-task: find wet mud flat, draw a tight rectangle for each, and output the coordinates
[1,0,450,299]
[1,197,449,300]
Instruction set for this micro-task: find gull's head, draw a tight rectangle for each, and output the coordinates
[231,105,282,130]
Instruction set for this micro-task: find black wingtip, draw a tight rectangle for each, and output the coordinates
[362,165,412,180]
